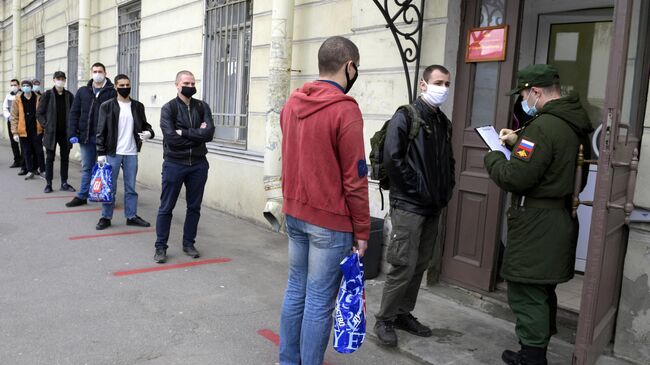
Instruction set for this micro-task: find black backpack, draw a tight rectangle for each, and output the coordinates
[369,104,424,209]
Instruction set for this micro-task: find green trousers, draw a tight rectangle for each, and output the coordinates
[507,281,558,347]
[376,208,440,321]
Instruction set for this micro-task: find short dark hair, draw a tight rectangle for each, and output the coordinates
[422,65,450,82]
[114,74,130,84]
[10,78,19,84]
[318,36,360,75]
[540,83,561,95]
[91,62,106,71]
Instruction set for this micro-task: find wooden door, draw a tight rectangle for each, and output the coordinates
[440,0,522,291]
[573,0,650,363]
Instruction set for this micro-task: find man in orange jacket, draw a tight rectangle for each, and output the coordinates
[11,79,44,180]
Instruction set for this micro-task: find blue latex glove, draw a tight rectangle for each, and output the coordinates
[69,137,79,144]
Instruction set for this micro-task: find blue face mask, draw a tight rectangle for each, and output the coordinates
[521,92,539,116]
[33,85,41,92]
[21,86,32,94]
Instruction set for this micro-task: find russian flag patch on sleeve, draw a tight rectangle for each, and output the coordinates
[513,138,536,162]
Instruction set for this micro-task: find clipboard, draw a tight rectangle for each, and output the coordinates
[475,125,511,160]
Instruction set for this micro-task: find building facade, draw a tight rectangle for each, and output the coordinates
[0,1,648,364]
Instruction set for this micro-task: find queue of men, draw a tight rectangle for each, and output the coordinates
[4,65,214,265]
[2,36,589,365]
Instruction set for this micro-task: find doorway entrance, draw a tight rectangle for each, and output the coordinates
[443,0,649,363]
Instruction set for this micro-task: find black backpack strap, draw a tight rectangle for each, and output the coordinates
[399,104,423,141]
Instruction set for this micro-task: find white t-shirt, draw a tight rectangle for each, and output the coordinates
[116,100,137,155]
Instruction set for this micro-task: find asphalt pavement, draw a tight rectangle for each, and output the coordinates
[0,142,632,365]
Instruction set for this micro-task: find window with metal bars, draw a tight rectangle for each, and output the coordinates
[118,1,141,99]
[35,37,45,86]
[67,23,79,93]
[203,0,252,148]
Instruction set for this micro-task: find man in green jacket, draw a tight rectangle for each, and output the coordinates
[484,64,593,365]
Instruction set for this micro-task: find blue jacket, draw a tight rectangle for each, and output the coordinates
[67,78,116,143]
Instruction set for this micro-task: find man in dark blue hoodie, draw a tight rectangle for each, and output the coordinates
[66,62,117,207]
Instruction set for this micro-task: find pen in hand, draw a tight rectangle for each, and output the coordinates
[499,127,523,146]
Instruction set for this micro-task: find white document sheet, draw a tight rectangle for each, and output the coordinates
[475,125,511,160]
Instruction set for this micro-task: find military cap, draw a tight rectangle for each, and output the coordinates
[506,64,560,96]
[53,71,66,79]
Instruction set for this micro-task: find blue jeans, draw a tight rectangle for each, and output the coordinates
[155,159,209,249]
[279,215,353,365]
[101,154,138,220]
[77,141,96,199]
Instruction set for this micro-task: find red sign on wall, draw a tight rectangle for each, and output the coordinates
[465,25,508,63]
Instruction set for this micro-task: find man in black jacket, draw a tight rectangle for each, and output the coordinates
[95,74,154,230]
[37,71,76,193]
[66,62,117,207]
[153,70,215,263]
[374,65,456,347]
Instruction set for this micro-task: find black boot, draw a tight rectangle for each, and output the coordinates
[520,345,547,365]
[501,349,521,364]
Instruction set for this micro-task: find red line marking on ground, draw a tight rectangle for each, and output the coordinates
[256,329,332,365]
[69,228,154,240]
[112,257,232,276]
[47,207,123,215]
[25,195,75,200]
[257,329,281,346]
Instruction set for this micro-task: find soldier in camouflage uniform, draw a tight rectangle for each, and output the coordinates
[484,64,593,365]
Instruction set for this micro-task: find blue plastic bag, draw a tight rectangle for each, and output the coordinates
[88,162,113,203]
[333,252,366,353]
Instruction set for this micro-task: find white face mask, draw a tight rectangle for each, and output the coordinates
[422,84,449,107]
[10,85,18,93]
[55,80,66,88]
[92,72,105,84]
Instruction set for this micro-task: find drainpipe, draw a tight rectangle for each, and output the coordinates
[263,0,295,232]
[11,0,21,76]
[78,0,91,87]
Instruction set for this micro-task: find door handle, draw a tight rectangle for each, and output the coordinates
[608,148,639,225]
[572,144,598,218]
[572,147,639,224]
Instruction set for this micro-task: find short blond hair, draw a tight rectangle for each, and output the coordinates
[175,70,195,84]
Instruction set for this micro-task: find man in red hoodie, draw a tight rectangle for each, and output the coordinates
[279,36,370,365]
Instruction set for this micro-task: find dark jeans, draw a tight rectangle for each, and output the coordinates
[155,159,209,250]
[45,135,70,184]
[507,281,558,347]
[376,207,441,321]
[19,134,45,173]
[7,121,21,163]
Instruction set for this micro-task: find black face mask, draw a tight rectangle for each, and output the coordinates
[180,86,197,98]
[344,62,358,94]
[117,87,131,98]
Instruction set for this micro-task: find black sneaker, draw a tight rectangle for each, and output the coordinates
[374,320,398,347]
[44,185,53,194]
[66,197,87,207]
[154,249,167,264]
[126,215,151,227]
[24,172,35,180]
[395,313,432,337]
[96,218,111,230]
[9,161,20,168]
[183,246,200,258]
[60,182,76,192]
[17,169,27,176]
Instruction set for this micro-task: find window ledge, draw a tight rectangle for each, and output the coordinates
[147,138,264,164]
